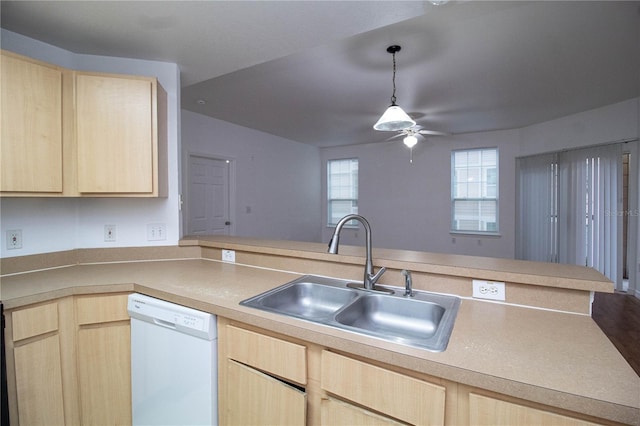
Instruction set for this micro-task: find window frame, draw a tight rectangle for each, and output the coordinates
[327,158,359,227]
[451,147,500,235]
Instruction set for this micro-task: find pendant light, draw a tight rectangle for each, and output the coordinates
[373,45,416,131]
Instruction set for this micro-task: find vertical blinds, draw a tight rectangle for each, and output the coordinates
[517,143,624,287]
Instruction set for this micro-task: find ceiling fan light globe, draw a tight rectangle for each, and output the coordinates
[373,105,416,131]
[403,135,418,148]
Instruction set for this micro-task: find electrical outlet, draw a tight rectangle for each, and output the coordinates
[6,229,22,249]
[104,224,116,242]
[222,249,236,262]
[472,279,506,301]
[147,223,167,241]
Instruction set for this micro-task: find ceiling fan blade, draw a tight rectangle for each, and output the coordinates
[417,130,450,136]
[385,133,405,141]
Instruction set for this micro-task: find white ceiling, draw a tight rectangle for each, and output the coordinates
[2,1,639,147]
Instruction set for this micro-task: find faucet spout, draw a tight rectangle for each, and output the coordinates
[328,214,386,290]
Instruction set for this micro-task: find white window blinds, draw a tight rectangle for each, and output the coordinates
[327,159,358,226]
[451,148,499,233]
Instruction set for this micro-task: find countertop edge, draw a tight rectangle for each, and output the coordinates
[182,236,613,293]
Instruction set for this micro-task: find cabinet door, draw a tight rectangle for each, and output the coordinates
[76,294,131,425]
[77,324,131,425]
[468,393,601,426]
[10,302,66,425]
[14,335,66,425]
[76,73,156,194]
[1,51,63,193]
[321,397,404,426]
[226,359,306,425]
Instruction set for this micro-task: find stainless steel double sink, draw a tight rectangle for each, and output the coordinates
[240,275,460,352]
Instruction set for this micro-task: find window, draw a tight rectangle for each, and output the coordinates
[327,158,358,225]
[451,148,498,233]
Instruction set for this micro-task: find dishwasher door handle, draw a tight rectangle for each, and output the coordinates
[153,318,177,329]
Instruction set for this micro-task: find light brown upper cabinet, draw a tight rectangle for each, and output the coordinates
[75,72,166,196]
[0,50,167,197]
[1,51,64,194]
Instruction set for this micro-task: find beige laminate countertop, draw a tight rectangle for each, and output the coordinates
[1,256,638,424]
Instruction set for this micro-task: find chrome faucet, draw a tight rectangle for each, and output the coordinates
[402,269,414,297]
[328,214,386,290]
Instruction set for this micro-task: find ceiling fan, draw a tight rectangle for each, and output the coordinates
[386,125,450,147]
[385,125,451,163]
[371,45,450,162]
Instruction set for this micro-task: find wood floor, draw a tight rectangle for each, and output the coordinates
[592,291,640,376]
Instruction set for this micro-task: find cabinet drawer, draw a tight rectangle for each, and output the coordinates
[12,302,59,341]
[321,350,445,426]
[226,325,306,385]
[76,293,129,325]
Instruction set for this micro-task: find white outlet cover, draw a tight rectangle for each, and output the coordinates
[222,249,236,262]
[472,279,506,301]
[7,229,22,249]
[104,224,116,242]
[147,223,167,241]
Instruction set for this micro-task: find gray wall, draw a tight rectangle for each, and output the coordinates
[181,98,638,264]
[181,110,322,242]
[320,129,519,258]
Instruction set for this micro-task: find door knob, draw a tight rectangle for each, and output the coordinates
[225,221,231,225]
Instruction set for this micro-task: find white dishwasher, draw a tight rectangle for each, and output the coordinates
[128,293,218,426]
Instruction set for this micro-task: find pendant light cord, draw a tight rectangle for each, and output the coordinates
[390,51,397,106]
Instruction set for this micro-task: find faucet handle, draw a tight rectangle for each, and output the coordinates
[401,269,414,297]
[369,266,387,286]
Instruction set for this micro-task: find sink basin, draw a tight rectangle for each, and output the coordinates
[334,294,445,339]
[333,292,459,350]
[242,280,358,320]
[240,275,460,352]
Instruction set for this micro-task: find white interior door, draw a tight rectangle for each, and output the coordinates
[187,155,231,235]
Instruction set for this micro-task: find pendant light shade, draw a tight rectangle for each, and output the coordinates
[374,105,415,131]
[373,45,415,131]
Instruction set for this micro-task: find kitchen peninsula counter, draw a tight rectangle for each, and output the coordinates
[1,239,638,425]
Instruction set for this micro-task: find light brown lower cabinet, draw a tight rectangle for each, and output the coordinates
[76,294,132,425]
[220,323,307,425]
[4,293,131,426]
[219,319,620,426]
[218,319,451,426]
[464,392,602,426]
[5,302,620,425]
